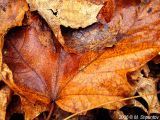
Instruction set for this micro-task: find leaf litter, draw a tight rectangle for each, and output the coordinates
[0,0,160,119]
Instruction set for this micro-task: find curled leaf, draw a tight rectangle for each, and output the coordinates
[27,0,103,28]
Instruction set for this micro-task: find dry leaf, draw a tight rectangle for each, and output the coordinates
[0,0,28,81]
[0,84,12,120]
[131,99,148,114]
[20,97,49,120]
[60,0,141,53]
[26,0,116,50]
[27,0,103,28]
[97,0,115,23]
[0,1,159,119]
[0,0,28,33]
[2,6,160,114]
[130,64,160,114]
[1,63,49,120]
[136,77,160,114]
[0,0,28,44]
[61,23,118,53]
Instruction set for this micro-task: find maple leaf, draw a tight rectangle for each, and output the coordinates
[2,3,160,115]
[0,1,159,120]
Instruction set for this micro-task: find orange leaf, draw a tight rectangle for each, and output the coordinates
[0,0,28,40]
[2,0,160,114]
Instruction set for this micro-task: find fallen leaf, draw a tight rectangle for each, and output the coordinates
[129,64,160,114]
[0,0,28,35]
[20,97,49,120]
[97,0,115,23]
[60,0,141,53]
[0,84,12,120]
[27,0,103,28]
[1,64,49,120]
[26,0,117,50]
[136,77,160,114]
[61,23,118,53]
[131,99,148,114]
[2,5,160,114]
[0,0,28,81]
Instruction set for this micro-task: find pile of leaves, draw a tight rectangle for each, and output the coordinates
[0,0,160,119]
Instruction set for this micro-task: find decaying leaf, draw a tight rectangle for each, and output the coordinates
[136,77,160,114]
[0,84,12,120]
[59,0,144,53]
[26,0,103,46]
[1,64,49,120]
[26,0,117,50]
[129,63,160,115]
[2,6,160,114]
[20,97,49,120]
[0,0,28,46]
[27,0,103,28]
[61,23,118,53]
[0,0,28,35]
[0,0,28,81]
[0,0,160,119]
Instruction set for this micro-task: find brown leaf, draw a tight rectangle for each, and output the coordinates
[0,0,28,81]
[60,0,141,53]
[1,64,49,120]
[0,84,12,120]
[26,0,117,51]
[2,3,160,114]
[97,0,115,23]
[20,97,49,120]
[0,0,28,42]
[129,64,160,114]
[27,0,103,28]
[136,77,160,114]
[61,23,117,53]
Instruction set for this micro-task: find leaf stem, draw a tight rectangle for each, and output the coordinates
[46,102,54,120]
